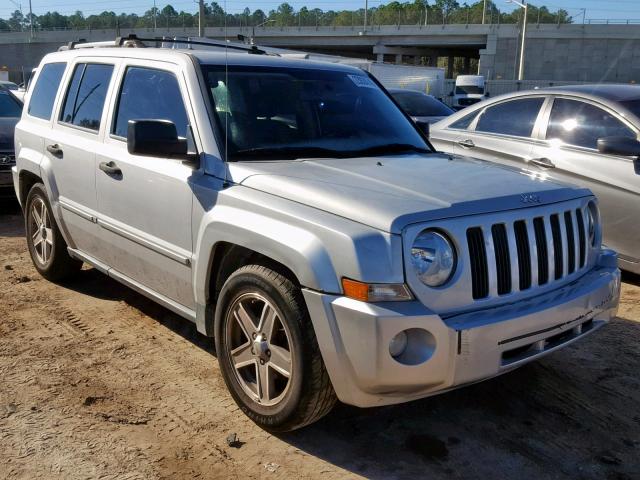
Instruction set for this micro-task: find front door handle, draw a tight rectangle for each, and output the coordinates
[46,144,63,157]
[99,161,122,176]
[457,139,475,148]
[529,157,556,169]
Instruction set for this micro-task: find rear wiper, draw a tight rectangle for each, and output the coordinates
[348,143,432,157]
[232,146,342,160]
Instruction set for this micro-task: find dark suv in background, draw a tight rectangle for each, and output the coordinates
[0,86,22,199]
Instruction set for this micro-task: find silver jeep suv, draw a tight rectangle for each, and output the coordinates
[13,37,620,431]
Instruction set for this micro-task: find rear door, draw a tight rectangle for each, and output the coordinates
[46,60,116,258]
[453,96,547,171]
[531,96,640,264]
[95,60,196,309]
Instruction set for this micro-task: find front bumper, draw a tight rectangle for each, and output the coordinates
[303,250,620,408]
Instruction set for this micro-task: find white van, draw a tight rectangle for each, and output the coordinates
[452,75,486,109]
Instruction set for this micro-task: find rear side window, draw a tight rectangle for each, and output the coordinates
[546,98,636,150]
[113,67,188,138]
[475,98,545,138]
[28,62,66,120]
[60,63,114,131]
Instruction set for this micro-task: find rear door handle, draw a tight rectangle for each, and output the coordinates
[457,139,475,148]
[529,157,556,169]
[99,161,122,176]
[46,144,63,157]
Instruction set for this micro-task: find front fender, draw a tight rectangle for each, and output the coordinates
[193,204,341,307]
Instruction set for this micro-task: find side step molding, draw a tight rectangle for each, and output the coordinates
[67,247,197,323]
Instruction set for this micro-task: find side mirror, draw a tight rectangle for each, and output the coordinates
[597,136,640,156]
[127,119,188,159]
[597,136,640,174]
[415,120,430,138]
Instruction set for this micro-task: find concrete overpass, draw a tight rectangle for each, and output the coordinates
[1,23,639,82]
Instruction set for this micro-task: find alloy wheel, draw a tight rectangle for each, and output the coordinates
[29,197,54,266]
[225,293,294,407]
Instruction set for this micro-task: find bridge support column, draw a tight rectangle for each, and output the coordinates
[447,55,454,78]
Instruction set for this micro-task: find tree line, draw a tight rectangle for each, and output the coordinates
[1,0,571,32]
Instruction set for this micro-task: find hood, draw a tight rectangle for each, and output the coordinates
[0,117,19,152]
[230,153,591,234]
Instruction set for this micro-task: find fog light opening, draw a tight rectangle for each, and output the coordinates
[388,328,436,366]
[389,331,408,358]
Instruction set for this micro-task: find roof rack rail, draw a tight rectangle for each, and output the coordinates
[115,34,270,55]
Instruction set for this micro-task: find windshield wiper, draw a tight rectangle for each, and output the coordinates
[348,143,432,157]
[232,146,343,160]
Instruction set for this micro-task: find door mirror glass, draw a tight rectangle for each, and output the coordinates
[127,119,188,158]
[597,136,640,157]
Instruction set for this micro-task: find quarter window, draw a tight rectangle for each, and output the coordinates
[60,63,114,131]
[475,98,545,138]
[449,110,480,130]
[28,62,66,120]
[546,98,636,150]
[113,67,188,138]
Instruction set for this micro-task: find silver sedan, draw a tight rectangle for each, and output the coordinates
[429,84,640,274]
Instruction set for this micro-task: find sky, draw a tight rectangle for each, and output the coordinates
[1,0,640,21]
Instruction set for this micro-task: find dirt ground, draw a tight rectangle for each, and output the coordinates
[0,200,639,480]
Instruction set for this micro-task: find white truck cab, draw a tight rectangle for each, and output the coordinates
[452,75,486,109]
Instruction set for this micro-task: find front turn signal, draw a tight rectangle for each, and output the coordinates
[342,278,413,303]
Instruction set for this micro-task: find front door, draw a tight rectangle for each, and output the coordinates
[453,96,547,172]
[532,96,640,265]
[95,63,196,309]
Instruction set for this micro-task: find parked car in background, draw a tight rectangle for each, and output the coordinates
[388,89,454,125]
[0,86,22,199]
[0,80,20,92]
[429,84,640,274]
[451,75,487,109]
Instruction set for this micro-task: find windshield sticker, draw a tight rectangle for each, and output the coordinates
[348,75,377,89]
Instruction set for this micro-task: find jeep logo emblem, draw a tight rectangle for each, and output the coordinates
[0,156,10,165]
[520,193,541,204]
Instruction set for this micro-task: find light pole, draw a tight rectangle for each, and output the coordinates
[363,0,368,33]
[252,19,274,44]
[508,0,527,80]
[482,0,486,24]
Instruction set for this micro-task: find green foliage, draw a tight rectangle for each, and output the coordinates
[0,1,572,31]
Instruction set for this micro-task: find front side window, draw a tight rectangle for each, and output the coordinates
[475,97,545,138]
[0,90,23,117]
[546,98,636,149]
[201,65,431,161]
[113,67,188,139]
[60,63,114,131]
[28,62,66,120]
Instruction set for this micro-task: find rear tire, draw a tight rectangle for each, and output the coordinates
[215,264,336,432]
[25,183,82,282]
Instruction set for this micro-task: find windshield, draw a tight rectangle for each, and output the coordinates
[455,85,484,95]
[0,90,22,117]
[619,99,640,119]
[201,65,431,161]
[391,91,453,117]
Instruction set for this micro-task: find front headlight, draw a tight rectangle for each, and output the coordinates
[411,230,457,287]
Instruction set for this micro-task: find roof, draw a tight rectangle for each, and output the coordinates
[42,39,362,75]
[544,83,640,102]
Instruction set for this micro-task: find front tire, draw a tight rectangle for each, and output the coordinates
[215,265,336,432]
[25,183,82,281]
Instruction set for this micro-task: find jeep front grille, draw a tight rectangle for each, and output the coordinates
[467,208,589,300]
